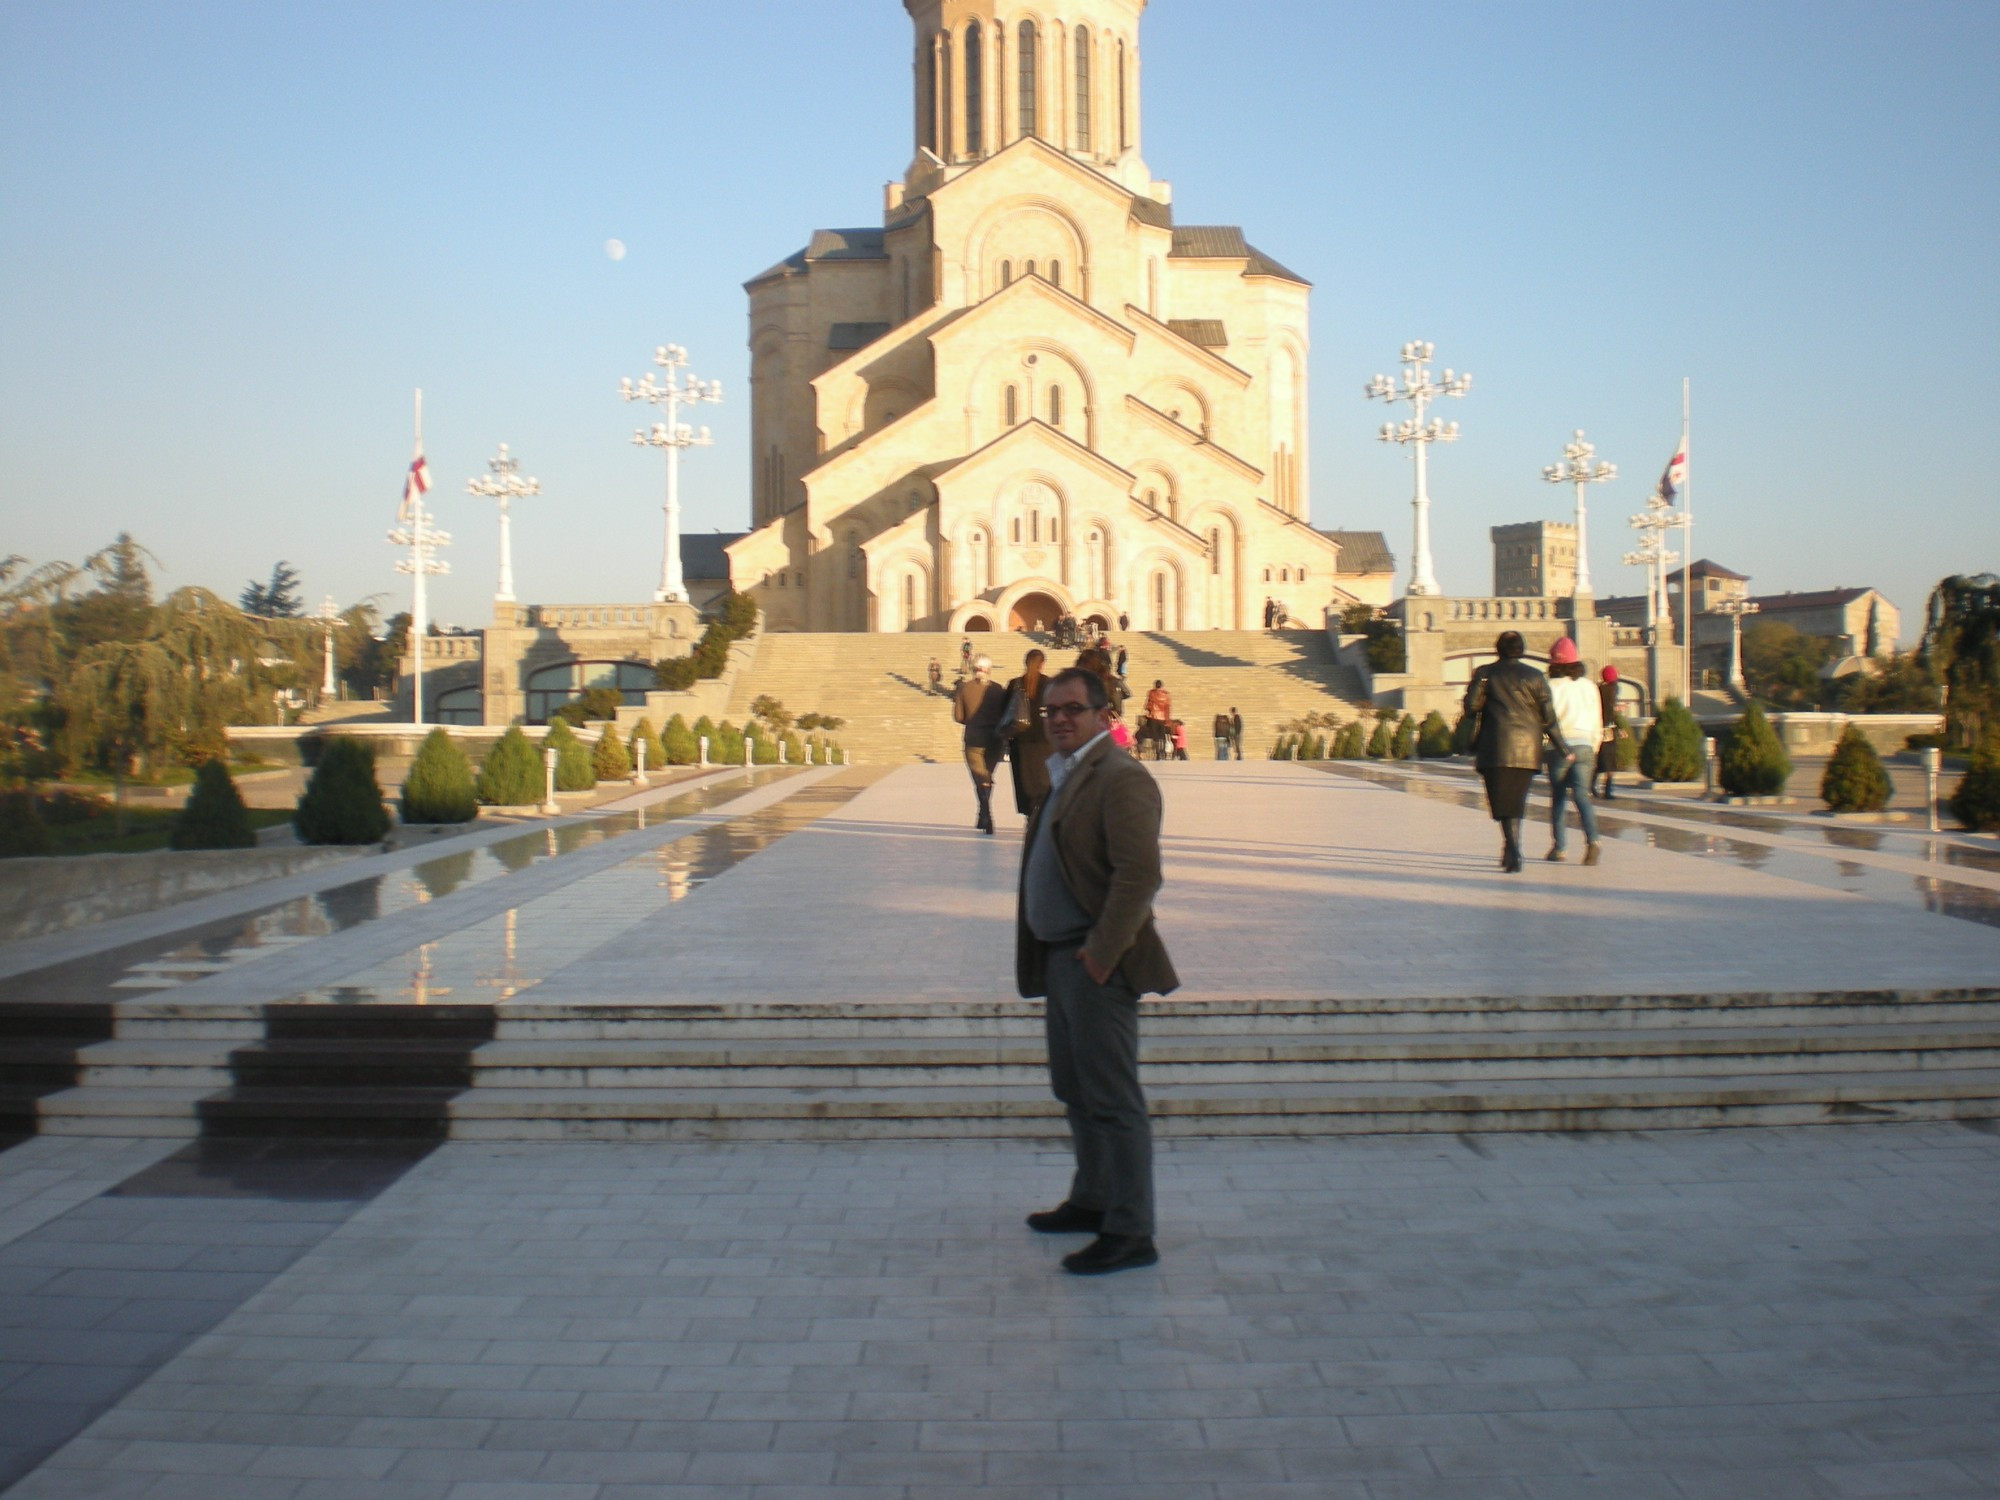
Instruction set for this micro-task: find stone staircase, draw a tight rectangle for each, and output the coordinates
[24,988,2000,1142]
[724,629,1371,764]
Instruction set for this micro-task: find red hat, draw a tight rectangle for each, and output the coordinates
[1601,664,1619,682]
[1549,637,1580,665]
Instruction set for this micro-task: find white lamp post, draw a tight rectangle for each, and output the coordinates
[1714,597,1760,693]
[621,344,722,604]
[388,391,450,727]
[1625,488,1681,645]
[1366,341,1470,598]
[466,443,540,603]
[317,595,341,700]
[1542,430,1616,601]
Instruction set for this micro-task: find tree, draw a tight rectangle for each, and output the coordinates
[0,791,55,857]
[1742,619,1837,710]
[1418,711,1453,758]
[293,738,389,845]
[1833,650,1940,716]
[475,726,543,805]
[1949,729,2000,831]
[1820,726,1892,813]
[1924,574,2000,750]
[713,720,745,766]
[1608,713,1640,772]
[1365,719,1392,759]
[1339,601,1377,635]
[172,760,256,849]
[628,717,667,773]
[781,730,805,765]
[401,729,477,824]
[1340,722,1369,759]
[1718,700,1792,797]
[1362,620,1405,674]
[748,722,778,765]
[1640,698,1704,783]
[1391,714,1416,760]
[592,727,633,781]
[749,695,794,732]
[659,714,698,766]
[542,718,595,791]
[239,561,303,619]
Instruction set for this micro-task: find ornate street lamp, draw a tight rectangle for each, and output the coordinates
[1713,597,1760,693]
[318,594,341,700]
[621,345,722,604]
[1621,525,1679,647]
[466,443,540,604]
[1541,430,1616,601]
[1365,341,1470,598]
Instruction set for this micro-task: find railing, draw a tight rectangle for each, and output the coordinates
[528,604,663,630]
[420,635,483,660]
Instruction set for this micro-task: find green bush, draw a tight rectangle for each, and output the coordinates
[400,729,477,825]
[1718,701,1792,797]
[1417,711,1453,758]
[713,720,746,767]
[691,715,717,747]
[660,715,698,766]
[828,742,845,766]
[294,738,389,845]
[592,728,633,782]
[172,760,257,849]
[1365,719,1392,759]
[1363,622,1405,674]
[628,717,666,774]
[749,724,779,765]
[0,791,56,857]
[1452,710,1476,756]
[781,731,805,764]
[1640,698,1704,783]
[551,687,625,727]
[543,719,596,792]
[1391,714,1416,760]
[1949,731,2000,831]
[1609,713,1640,771]
[476,726,544,806]
[1819,725,1892,813]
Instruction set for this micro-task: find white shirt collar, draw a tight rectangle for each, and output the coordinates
[1046,730,1110,794]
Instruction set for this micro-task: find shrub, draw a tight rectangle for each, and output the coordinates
[1418,711,1453,758]
[1949,730,2000,831]
[400,729,477,825]
[1364,627,1405,674]
[1452,710,1477,756]
[750,695,793,732]
[1366,719,1392,759]
[660,715,698,766]
[1341,722,1369,759]
[543,719,596,792]
[1820,725,1892,813]
[0,790,55,857]
[1718,701,1792,797]
[1640,698,1704,783]
[1391,714,1416,760]
[171,760,257,849]
[551,687,624,727]
[713,720,745,766]
[1610,713,1640,771]
[653,656,700,691]
[781,731,804,764]
[749,724,779,765]
[476,726,544,806]
[828,742,845,766]
[294,738,389,845]
[691,715,717,746]
[628,717,667,774]
[592,728,633,782]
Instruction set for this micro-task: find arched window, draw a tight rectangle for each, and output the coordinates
[1026,259,1037,278]
[969,529,990,592]
[1049,260,1062,289]
[1000,259,1012,287]
[1145,488,1159,512]
[903,572,920,629]
[1031,511,1040,544]
[1005,385,1019,424]
[1049,518,1060,544]
[940,34,953,158]
[1117,38,1128,149]
[963,24,983,156]
[1209,528,1221,576]
[1049,385,1063,425]
[923,43,938,154]
[1018,21,1038,138]
[1011,517,1023,544]
[1074,27,1092,151]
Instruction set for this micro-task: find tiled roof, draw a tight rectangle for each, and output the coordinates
[806,228,888,260]
[1166,319,1228,349]
[1750,588,1874,612]
[1168,227,1310,286]
[828,322,890,352]
[1129,195,1174,229]
[1690,558,1750,581]
[1243,247,1310,285]
[682,532,746,583]
[746,248,810,286]
[1318,530,1396,576]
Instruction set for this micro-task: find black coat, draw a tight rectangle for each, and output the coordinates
[1463,660,1570,771]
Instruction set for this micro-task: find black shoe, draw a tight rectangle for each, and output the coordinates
[1062,1233,1159,1276]
[1026,1201,1104,1235]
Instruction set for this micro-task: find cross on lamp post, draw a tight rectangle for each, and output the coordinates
[1542,430,1616,601]
[1714,597,1760,693]
[466,443,540,604]
[621,345,721,604]
[1366,341,1470,598]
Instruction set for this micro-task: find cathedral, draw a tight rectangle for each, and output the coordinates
[724,0,1388,634]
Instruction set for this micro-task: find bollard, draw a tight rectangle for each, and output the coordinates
[779,740,788,765]
[805,741,815,766]
[633,737,648,785]
[1924,745,1942,833]
[743,737,753,768]
[540,746,560,816]
[1703,737,1717,799]
[698,735,709,767]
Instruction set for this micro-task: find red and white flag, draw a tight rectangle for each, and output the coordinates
[399,447,431,524]
[1654,433,1688,506]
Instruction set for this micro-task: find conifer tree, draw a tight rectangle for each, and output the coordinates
[1949,729,2000,831]
[592,727,633,781]
[1718,701,1792,796]
[627,717,667,774]
[475,726,543,806]
[400,729,477,824]
[1366,719,1393,759]
[542,718,596,791]
[660,715,698,766]
[172,759,257,849]
[294,738,389,845]
[1820,725,1892,813]
[1417,711,1453,758]
[1391,714,1417,760]
[1639,698,1704,783]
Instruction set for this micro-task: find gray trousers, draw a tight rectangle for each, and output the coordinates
[1043,944,1155,1237]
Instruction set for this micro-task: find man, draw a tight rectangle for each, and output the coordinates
[1594,666,1622,799]
[1018,666,1176,1275]
[1212,709,1233,761]
[952,654,1009,834]
[1117,610,1130,633]
[1229,707,1244,761]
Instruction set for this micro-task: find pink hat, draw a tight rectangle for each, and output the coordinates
[1601,664,1619,683]
[1548,637,1580,665]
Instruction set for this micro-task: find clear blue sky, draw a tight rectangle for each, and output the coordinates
[4,1,1996,640]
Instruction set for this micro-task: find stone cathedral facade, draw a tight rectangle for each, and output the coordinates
[725,0,1385,634]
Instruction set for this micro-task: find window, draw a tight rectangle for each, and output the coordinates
[1118,39,1128,149]
[1031,512,1040,544]
[1000,259,1012,287]
[1263,567,1273,582]
[1011,518,1022,544]
[525,661,653,724]
[964,24,983,156]
[1026,259,1037,278]
[923,43,938,154]
[903,573,920,629]
[1018,22,1038,138]
[940,34,953,157]
[1049,386,1063,425]
[1049,260,1062,289]
[1074,27,1092,151]
[1050,518,1060,544]
[433,686,483,727]
[1209,528,1221,576]
[1005,385,1018,425]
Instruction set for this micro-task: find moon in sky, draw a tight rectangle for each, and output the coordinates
[605,239,626,261]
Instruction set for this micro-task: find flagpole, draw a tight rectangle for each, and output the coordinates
[412,389,425,728]
[1679,377,1692,709]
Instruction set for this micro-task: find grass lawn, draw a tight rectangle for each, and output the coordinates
[44,806,294,856]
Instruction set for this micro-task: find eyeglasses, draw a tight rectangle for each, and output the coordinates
[1044,702,1098,719]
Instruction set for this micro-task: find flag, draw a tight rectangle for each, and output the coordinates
[1654,432,1688,506]
[399,448,431,523]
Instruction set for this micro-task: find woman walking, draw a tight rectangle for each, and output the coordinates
[1461,631,1571,873]
[1544,639,1604,864]
[1004,649,1052,816]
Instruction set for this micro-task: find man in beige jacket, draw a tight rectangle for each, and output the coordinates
[1017,666,1178,1275]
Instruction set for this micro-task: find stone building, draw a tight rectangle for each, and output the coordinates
[725,0,1377,633]
[1490,520,1577,599]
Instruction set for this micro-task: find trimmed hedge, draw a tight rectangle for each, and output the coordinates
[1640,698,1704,783]
[543,718,596,792]
[172,760,256,849]
[1820,725,1892,813]
[294,738,389,845]
[476,726,544,806]
[660,715,698,766]
[1417,711,1453,758]
[1719,701,1792,796]
[592,728,633,782]
[628,718,667,774]
[1391,714,1416,760]
[401,729,477,824]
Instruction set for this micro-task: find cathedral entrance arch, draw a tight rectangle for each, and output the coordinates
[1008,591,1062,633]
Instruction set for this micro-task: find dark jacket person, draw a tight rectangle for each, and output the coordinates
[1004,649,1051,816]
[1462,631,1571,873]
[1016,665,1176,1277]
